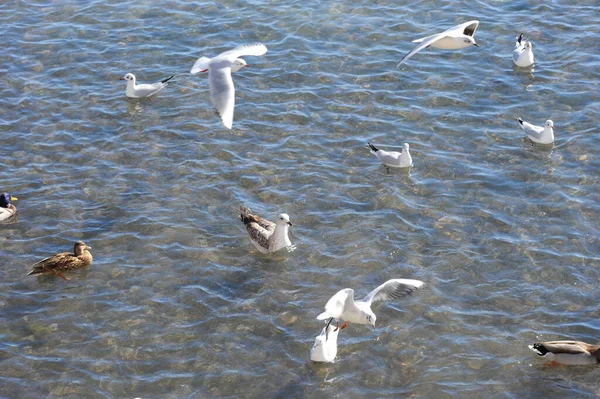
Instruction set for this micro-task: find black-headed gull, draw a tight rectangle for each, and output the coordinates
[513,33,535,67]
[317,279,424,327]
[310,318,347,363]
[368,142,413,169]
[529,341,600,366]
[517,117,554,145]
[0,193,18,222]
[239,205,292,254]
[120,73,173,98]
[190,44,268,129]
[397,20,479,67]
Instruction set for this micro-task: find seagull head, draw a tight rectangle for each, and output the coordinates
[231,58,249,73]
[365,312,376,328]
[524,42,532,50]
[120,73,135,82]
[403,143,410,151]
[464,37,478,47]
[277,213,292,227]
[545,120,554,129]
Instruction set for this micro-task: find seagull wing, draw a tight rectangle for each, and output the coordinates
[191,56,212,74]
[216,43,268,62]
[208,66,235,129]
[519,119,544,139]
[362,279,424,306]
[317,288,357,320]
[397,32,446,67]
[447,20,479,37]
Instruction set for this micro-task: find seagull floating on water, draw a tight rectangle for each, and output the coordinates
[529,341,600,366]
[310,318,347,363]
[368,142,412,170]
[239,205,292,254]
[190,44,268,129]
[317,279,424,328]
[513,33,535,67]
[517,117,554,145]
[120,73,173,98]
[397,20,479,67]
[27,241,93,281]
[0,193,18,222]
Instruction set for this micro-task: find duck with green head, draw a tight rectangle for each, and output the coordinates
[0,193,18,222]
[27,241,93,281]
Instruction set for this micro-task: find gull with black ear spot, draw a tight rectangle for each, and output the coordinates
[516,117,554,145]
[310,318,347,363]
[397,20,480,66]
[513,33,535,67]
[317,279,424,329]
[239,205,292,254]
[119,73,173,98]
[190,44,268,129]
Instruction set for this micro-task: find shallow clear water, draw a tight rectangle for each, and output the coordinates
[1,0,600,397]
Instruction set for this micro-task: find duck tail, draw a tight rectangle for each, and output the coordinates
[368,142,379,152]
[240,206,253,224]
[26,266,44,276]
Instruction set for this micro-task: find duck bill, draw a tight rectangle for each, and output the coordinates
[10,196,17,201]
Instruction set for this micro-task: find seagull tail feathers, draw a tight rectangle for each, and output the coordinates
[368,142,379,152]
[517,117,524,125]
[161,75,174,84]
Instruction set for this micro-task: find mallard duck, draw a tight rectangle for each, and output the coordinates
[27,241,93,280]
[310,318,347,363]
[529,341,600,366]
[239,206,292,254]
[0,192,17,222]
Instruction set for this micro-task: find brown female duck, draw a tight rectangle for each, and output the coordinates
[27,241,93,280]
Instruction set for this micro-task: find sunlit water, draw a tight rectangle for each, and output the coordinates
[1,0,600,397]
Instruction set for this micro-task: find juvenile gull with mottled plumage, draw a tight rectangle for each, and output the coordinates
[239,206,292,254]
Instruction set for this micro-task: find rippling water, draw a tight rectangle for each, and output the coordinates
[2,0,600,397]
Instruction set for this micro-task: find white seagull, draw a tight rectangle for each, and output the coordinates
[317,279,424,327]
[368,142,413,169]
[310,318,347,363]
[239,205,292,254]
[513,33,535,67]
[517,117,554,145]
[120,73,173,98]
[397,20,479,67]
[190,44,268,129]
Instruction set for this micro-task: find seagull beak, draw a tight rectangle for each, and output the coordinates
[473,43,479,47]
[287,221,292,226]
[10,196,17,201]
[200,69,208,73]
[119,77,125,80]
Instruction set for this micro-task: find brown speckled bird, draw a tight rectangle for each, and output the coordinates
[27,241,93,280]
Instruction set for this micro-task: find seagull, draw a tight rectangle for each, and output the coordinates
[368,142,413,170]
[120,73,173,98]
[310,318,347,363]
[397,20,479,67]
[239,205,292,254]
[190,44,268,129]
[0,192,18,222]
[513,33,535,67]
[517,117,554,145]
[529,341,600,366]
[317,279,424,327]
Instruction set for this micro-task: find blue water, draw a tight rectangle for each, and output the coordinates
[1,0,599,398]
